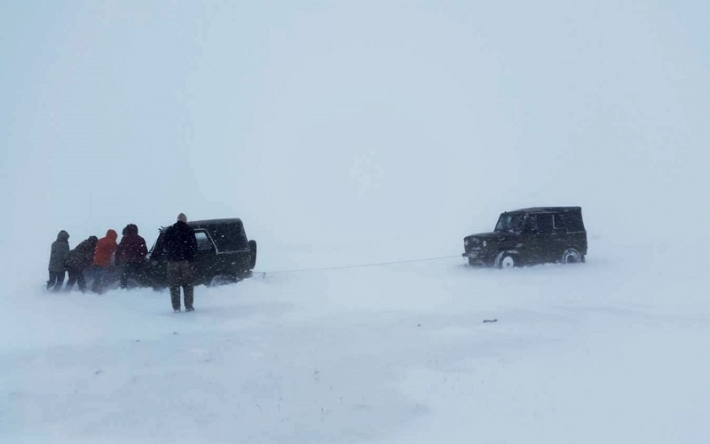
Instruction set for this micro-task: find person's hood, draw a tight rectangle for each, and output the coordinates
[57,230,69,242]
[88,236,99,246]
[123,224,139,236]
[106,229,118,241]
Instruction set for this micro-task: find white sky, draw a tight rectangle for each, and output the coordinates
[1,0,709,274]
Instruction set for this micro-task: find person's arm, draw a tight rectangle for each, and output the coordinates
[60,243,70,265]
[188,231,198,261]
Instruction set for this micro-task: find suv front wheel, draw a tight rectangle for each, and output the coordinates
[495,251,517,269]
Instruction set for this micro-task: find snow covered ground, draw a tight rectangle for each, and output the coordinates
[3,1,710,443]
[3,238,710,443]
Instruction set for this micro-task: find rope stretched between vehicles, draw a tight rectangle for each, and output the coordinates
[253,255,462,278]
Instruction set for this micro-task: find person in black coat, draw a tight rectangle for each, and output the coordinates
[65,236,98,292]
[47,230,70,291]
[116,224,148,289]
[164,213,197,312]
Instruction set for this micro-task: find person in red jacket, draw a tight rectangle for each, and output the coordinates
[116,224,148,289]
[91,229,118,294]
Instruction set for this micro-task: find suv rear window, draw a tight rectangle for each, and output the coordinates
[553,214,566,231]
[208,223,249,252]
[560,212,585,232]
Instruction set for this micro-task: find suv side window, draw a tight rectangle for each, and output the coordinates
[195,231,216,252]
[553,214,567,231]
[524,214,539,233]
[536,214,554,233]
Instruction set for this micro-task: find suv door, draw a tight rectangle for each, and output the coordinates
[550,213,570,261]
[192,230,219,286]
[521,213,556,264]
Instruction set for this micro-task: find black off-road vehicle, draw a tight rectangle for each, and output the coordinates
[143,218,257,288]
[462,207,587,268]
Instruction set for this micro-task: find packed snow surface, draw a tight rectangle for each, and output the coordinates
[3,240,710,443]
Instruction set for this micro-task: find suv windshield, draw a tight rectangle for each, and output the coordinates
[495,213,524,233]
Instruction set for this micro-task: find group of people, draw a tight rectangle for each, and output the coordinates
[47,213,198,313]
[47,224,148,293]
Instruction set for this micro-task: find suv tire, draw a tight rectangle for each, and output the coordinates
[561,248,583,264]
[248,240,257,270]
[495,251,517,269]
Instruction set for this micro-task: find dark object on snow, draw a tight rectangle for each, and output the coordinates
[462,207,588,269]
[47,230,70,291]
[142,217,257,290]
[482,319,498,323]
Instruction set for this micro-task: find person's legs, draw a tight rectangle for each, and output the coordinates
[169,286,181,310]
[183,283,194,310]
[167,262,181,311]
[47,272,57,290]
[120,265,129,289]
[124,263,142,289]
[76,269,87,292]
[179,261,195,310]
[65,268,77,291]
[91,266,105,293]
[52,272,65,292]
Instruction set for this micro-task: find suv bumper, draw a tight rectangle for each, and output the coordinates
[463,251,486,264]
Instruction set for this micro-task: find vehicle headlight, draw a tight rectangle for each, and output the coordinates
[483,241,487,247]
[464,239,470,246]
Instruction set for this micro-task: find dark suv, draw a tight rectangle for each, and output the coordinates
[462,207,587,268]
[143,218,257,288]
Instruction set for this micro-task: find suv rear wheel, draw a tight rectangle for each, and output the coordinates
[561,248,583,264]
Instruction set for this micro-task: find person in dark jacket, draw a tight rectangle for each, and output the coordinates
[91,229,118,294]
[164,213,197,312]
[116,223,148,289]
[47,230,70,291]
[65,236,98,292]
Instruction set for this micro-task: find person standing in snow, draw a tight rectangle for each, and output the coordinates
[65,236,99,292]
[47,230,70,291]
[116,223,148,289]
[91,229,118,294]
[164,213,197,312]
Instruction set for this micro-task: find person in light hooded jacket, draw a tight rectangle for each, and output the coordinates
[47,230,70,291]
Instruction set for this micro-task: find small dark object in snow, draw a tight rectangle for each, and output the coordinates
[95,370,103,375]
[417,323,421,327]
[135,339,140,342]
[483,319,498,323]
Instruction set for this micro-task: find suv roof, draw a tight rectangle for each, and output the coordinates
[507,206,582,214]
[188,218,243,228]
